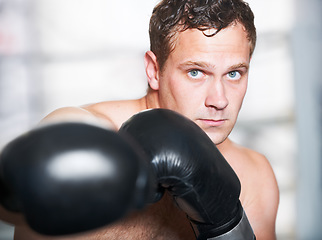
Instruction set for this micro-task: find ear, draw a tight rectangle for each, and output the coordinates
[144,51,160,90]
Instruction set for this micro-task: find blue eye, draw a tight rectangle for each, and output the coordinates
[188,69,202,79]
[227,71,241,80]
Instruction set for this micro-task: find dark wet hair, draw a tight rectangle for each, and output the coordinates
[149,0,256,71]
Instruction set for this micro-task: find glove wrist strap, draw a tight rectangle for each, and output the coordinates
[205,210,255,240]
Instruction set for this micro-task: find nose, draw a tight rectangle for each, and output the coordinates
[205,79,228,110]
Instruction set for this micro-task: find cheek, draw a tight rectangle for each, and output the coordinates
[232,85,247,111]
[161,74,190,100]
[225,81,247,108]
[159,75,183,108]
[160,77,202,117]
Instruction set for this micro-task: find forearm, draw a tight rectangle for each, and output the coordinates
[0,205,24,226]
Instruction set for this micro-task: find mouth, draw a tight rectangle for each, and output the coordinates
[196,118,227,127]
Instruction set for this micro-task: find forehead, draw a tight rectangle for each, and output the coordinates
[170,23,251,63]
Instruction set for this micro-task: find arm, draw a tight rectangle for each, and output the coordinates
[0,106,117,229]
[0,120,152,235]
[120,109,256,239]
[0,204,25,226]
[0,107,88,226]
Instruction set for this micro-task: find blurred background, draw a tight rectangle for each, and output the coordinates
[0,0,321,239]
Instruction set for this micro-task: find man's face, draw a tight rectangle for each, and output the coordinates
[157,23,251,145]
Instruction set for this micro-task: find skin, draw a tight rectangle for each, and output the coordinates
[0,22,279,240]
[146,25,250,144]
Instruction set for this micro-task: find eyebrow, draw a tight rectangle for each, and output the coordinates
[227,63,249,71]
[178,61,214,70]
[178,61,249,71]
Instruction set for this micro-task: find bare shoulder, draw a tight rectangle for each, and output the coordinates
[82,98,147,129]
[219,139,279,240]
[229,141,279,204]
[219,139,278,198]
[40,97,147,130]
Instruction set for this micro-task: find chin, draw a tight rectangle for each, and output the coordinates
[204,132,228,146]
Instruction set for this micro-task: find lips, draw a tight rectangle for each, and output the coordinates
[197,118,226,127]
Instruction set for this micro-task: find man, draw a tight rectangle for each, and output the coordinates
[0,0,279,239]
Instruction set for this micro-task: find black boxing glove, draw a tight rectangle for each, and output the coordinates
[119,109,255,240]
[0,122,152,236]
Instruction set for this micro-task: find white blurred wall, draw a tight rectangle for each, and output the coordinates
[292,1,322,239]
[0,0,310,239]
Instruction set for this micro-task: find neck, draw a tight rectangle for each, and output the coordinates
[145,89,161,109]
[216,138,233,153]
